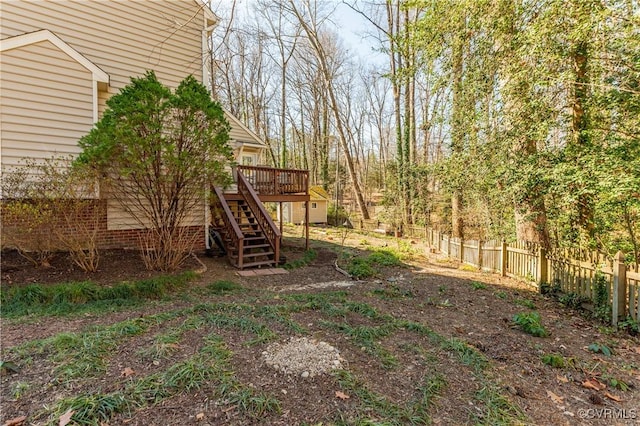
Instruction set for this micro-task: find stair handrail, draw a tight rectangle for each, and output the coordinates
[212,185,244,269]
[236,169,281,265]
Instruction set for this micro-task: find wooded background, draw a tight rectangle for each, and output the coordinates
[208,0,640,264]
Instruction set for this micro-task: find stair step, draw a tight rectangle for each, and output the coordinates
[234,213,254,218]
[242,251,274,259]
[229,251,274,260]
[242,231,263,237]
[243,243,271,249]
[240,259,277,269]
[243,235,265,241]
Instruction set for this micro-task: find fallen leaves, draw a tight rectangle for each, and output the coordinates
[556,375,569,383]
[604,392,622,402]
[121,367,136,377]
[59,409,74,426]
[582,378,606,391]
[196,412,205,421]
[581,378,624,403]
[546,390,564,404]
[3,416,26,426]
[335,391,350,400]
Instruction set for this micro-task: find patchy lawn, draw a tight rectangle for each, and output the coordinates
[1,226,639,425]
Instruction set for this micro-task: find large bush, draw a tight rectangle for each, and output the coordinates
[77,71,232,271]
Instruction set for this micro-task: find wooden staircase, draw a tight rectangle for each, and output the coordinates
[210,170,281,269]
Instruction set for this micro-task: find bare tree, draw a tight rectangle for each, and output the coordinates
[284,0,370,219]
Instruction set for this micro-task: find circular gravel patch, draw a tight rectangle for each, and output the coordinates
[262,337,345,378]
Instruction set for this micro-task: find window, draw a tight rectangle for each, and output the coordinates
[311,202,317,209]
[241,155,254,166]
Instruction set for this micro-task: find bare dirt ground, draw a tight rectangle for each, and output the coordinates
[1,225,639,426]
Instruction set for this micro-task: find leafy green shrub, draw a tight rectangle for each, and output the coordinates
[512,312,549,337]
[587,343,612,356]
[540,279,561,296]
[514,298,536,309]
[541,353,566,368]
[471,281,486,290]
[606,377,630,391]
[344,249,403,278]
[77,72,232,271]
[558,292,590,310]
[368,250,402,267]
[592,272,610,321]
[348,257,376,278]
[618,317,639,335]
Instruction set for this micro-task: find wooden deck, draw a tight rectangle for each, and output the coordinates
[236,165,310,202]
[211,165,311,269]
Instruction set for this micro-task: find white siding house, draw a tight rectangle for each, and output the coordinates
[1,0,266,246]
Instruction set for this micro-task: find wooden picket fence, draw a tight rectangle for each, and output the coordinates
[426,228,640,326]
[354,220,640,326]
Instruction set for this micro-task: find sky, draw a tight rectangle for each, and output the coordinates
[212,0,385,66]
[333,2,383,63]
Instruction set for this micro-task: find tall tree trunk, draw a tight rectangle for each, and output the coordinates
[498,0,551,247]
[402,7,413,224]
[288,0,370,219]
[280,64,287,168]
[571,39,594,236]
[450,19,465,239]
[387,0,404,224]
[320,91,330,190]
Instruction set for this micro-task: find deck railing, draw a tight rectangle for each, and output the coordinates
[237,165,308,195]
[237,169,281,264]
[211,186,244,268]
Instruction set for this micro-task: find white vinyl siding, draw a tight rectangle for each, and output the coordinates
[1,1,257,234]
[1,0,205,117]
[106,199,204,231]
[1,40,93,168]
[2,0,210,229]
[279,201,328,224]
[228,125,258,145]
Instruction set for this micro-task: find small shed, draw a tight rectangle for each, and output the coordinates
[278,186,329,224]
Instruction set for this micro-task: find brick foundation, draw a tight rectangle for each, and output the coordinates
[1,199,206,251]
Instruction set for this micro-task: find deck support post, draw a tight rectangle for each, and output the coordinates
[305,200,310,250]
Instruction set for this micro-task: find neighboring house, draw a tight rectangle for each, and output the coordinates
[0,0,309,268]
[278,186,329,224]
